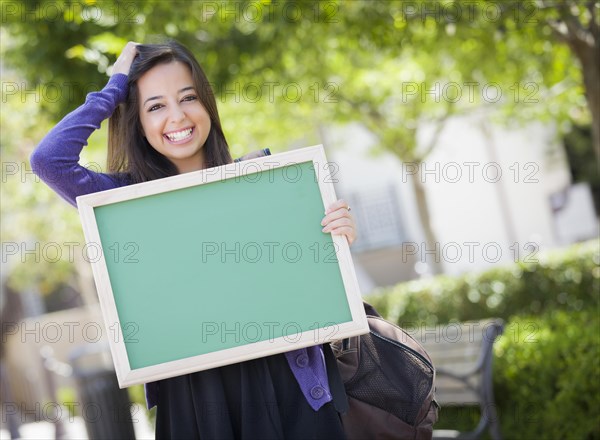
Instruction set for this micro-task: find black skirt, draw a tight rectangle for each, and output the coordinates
[155,346,347,439]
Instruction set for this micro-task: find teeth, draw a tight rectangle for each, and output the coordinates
[166,128,192,142]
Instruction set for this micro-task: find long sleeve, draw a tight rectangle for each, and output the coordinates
[30,73,130,206]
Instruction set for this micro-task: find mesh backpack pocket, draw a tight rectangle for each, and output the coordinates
[333,304,439,439]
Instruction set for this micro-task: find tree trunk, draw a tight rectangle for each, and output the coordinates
[480,120,519,246]
[411,167,443,276]
[578,43,600,162]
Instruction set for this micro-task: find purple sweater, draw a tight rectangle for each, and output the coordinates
[30,73,333,411]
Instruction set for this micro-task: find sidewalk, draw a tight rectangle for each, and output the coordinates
[0,404,154,439]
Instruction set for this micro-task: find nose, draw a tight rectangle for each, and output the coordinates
[169,103,186,124]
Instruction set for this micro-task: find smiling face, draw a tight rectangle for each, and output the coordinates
[137,61,211,174]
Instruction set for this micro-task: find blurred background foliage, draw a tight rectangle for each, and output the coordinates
[493,309,599,439]
[2,0,593,152]
[367,239,599,325]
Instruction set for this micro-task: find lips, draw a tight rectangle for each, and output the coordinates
[164,127,194,143]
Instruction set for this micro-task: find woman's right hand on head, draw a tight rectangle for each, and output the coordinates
[111,41,140,76]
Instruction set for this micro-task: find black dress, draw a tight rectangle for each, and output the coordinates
[155,346,348,439]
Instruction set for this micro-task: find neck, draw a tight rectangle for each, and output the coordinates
[174,152,206,174]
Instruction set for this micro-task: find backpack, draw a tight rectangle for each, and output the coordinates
[331,303,439,439]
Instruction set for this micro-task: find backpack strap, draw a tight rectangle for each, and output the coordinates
[363,301,381,318]
[323,343,349,414]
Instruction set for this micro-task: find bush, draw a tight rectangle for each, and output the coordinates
[366,239,599,326]
[494,311,600,439]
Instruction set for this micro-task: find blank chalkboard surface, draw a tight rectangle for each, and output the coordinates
[77,145,368,387]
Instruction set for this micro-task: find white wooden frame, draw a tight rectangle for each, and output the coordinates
[77,144,368,388]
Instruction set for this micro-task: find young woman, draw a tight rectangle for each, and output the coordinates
[31,40,356,439]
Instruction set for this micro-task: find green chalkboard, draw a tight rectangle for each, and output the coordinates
[78,146,367,386]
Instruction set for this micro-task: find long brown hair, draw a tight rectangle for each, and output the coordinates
[108,40,232,184]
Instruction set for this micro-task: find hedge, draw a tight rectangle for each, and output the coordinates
[365,239,599,326]
[493,310,600,439]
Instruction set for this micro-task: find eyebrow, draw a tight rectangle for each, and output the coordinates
[143,86,196,107]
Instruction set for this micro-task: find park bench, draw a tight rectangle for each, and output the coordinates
[408,319,504,440]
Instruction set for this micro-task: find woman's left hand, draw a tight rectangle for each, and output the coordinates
[321,199,357,246]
